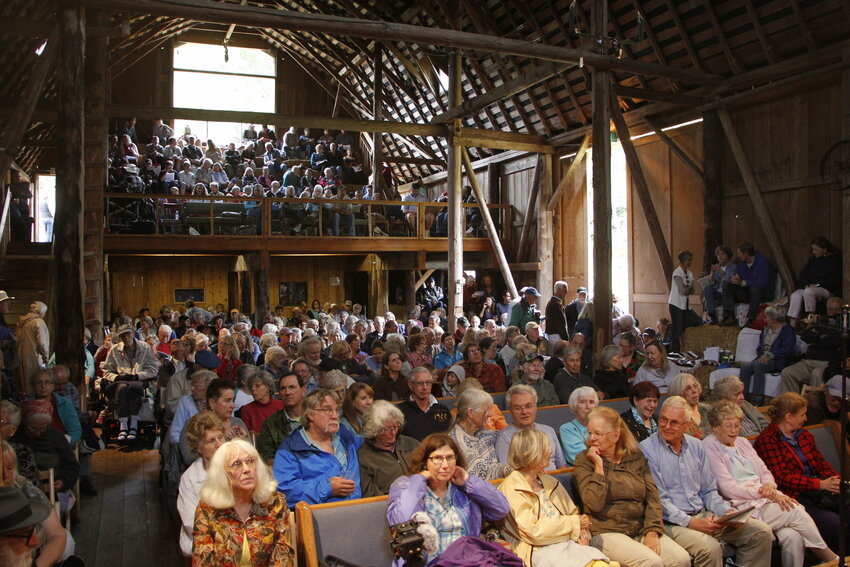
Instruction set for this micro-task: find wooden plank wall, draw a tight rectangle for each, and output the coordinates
[630,123,704,328]
[553,155,588,297]
[108,255,347,316]
[720,83,843,278]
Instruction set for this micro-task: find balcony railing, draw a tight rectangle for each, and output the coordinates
[103,193,511,241]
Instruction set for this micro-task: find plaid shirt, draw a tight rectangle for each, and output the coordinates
[753,422,836,499]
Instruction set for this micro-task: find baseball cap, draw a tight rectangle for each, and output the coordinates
[524,287,542,297]
[577,287,588,294]
[0,291,14,302]
[826,375,850,399]
[195,349,220,369]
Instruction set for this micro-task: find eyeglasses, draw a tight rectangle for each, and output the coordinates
[226,456,258,471]
[428,455,456,465]
[511,403,535,412]
[412,381,433,387]
[718,421,742,431]
[658,418,687,427]
[313,406,338,415]
[3,525,37,546]
[379,424,400,435]
[466,348,481,354]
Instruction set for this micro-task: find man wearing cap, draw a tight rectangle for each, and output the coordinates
[525,322,546,354]
[102,324,159,441]
[545,281,570,348]
[566,286,588,337]
[509,287,541,331]
[517,353,559,407]
[0,486,53,567]
[17,301,49,396]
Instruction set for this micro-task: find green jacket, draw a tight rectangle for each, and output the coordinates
[508,300,539,330]
[257,409,300,463]
[357,435,419,498]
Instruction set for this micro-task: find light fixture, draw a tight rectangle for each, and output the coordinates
[35,39,48,56]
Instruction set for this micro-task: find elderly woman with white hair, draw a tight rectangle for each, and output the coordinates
[712,375,769,437]
[17,301,50,395]
[193,439,293,566]
[739,305,796,395]
[559,386,599,465]
[612,313,645,354]
[357,400,419,497]
[668,373,710,439]
[704,401,838,567]
[449,389,512,481]
[633,340,683,394]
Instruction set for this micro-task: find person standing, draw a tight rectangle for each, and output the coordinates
[544,281,569,349]
[667,251,703,354]
[509,287,541,331]
[17,302,49,396]
[565,286,588,337]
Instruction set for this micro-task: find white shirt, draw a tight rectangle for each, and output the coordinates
[234,388,254,412]
[177,458,206,556]
[668,266,694,310]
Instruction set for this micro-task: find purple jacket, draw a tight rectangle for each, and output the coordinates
[432,536,524,567]
[757,324,796,370]
[387,473,510,567]
[732,252,774,290]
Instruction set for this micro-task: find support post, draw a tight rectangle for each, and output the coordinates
[516,156,543,262]
[404,271,416,317]
[591,0,613,355]
[717,108,795,294]
[702,109,723,274]
[227,271,240,311]
[537,154,555,299]
[240,271,253,315]
[842,50,850,301]
[461,150,518,298]
[371,45,384,197]
[250,251,270,329]
[610,92,674,287]
[446,51,464,332]
[53,7,86,387]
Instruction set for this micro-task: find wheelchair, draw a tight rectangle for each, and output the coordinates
[94,376,160,448]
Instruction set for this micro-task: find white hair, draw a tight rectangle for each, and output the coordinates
[568,386,598,408]
[30,301,47,316]
[200,439,278,509]
[361,400,405,440]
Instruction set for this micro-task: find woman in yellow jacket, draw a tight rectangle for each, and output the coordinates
[498,428,615,567]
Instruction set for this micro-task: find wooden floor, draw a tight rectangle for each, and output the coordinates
[71,446,184,567]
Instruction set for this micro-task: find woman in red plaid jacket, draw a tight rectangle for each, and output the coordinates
[754,392,847,551]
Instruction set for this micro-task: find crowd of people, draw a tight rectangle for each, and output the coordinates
[0,231,848,566]
[106,120,489,238]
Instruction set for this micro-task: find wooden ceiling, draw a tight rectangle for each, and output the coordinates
[3,0,850,179]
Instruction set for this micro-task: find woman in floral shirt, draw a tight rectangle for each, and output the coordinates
[193,439,292,567]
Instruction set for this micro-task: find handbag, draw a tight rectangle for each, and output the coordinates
[431,536,524,567]
[799,488,847,513]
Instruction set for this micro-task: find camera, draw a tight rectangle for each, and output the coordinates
[390,520,426,567]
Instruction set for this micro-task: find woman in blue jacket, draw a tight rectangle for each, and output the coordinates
[273,388,363,508]
[739,305,796,395]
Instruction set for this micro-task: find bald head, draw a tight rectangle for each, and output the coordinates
[826,297,844,316]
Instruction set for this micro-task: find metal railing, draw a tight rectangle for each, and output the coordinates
[103,193,511,241]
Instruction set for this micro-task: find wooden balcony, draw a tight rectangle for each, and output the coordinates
[102,193,511,255]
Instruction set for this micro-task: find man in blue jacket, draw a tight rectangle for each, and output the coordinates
[720,242,775,326]
[273,388,363,508]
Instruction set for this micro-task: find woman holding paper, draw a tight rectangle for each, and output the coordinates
[704,401,837,567]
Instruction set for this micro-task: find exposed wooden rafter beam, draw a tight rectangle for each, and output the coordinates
[67,0,720,84]
[546,134,590,211]
[613,85,703,106]
[641,115,704,181]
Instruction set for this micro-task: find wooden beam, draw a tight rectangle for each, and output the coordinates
[537,154,555,301]
[0,30,57,179]
[383,156,445,167]
[702,109,723,275]
[509,262,543,272]
[610,91,674,288]
[843,49,850,300]
[71,0,719,84]
[516,156,542,263]
[371,45,384,197]
[591,0,613,356]
[447,51,464,332]
[461,149,518,299]
[641,115,704,181]
[546,134,590,211]
[431,62,570,124]
[613,85,703,106]
[455,128,554,154]
[413,269,436,292]
[53,8,86,388]
[717,108,795,298]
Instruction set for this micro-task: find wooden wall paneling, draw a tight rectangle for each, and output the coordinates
[267,257,347,310]
[557,161,588,295]
[632,136,671,295]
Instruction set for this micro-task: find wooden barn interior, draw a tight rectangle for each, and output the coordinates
[1,0,849,564]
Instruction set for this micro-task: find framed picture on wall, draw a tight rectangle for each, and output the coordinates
[279,282,307,306]
[174,288,205,303]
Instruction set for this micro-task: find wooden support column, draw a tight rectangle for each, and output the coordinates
[53,7,86,387]
[461,150,518,298]
[227,271,240,312]
[842,50,850,299]
[702,109,723,274]
[404,271,416,316]
[516,156,542,262]
[367,254,388,319]
[537,154,555,299]
[83,9,107,351]
[717,108,795,294]
[591,0,613,355]
[610,92,674,287]
[248,251,270,328]
[371,45,384,197]
[446,51,464,332]
[239,271,253,315]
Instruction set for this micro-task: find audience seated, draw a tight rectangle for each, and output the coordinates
[620,381,660,443]
[702,245,736,324]
[575,406,690,567]
[398,368,451,441]
[273,388,362,508]
[720,242,775,327]
[496,384,566,470]
[256,372,306,464]
[779,297,845,395]
[514,352,558,407]
[786,236,842,327]
[668,373,710,440]
[449,389,510,481]
[559,386,599,465]
[633,341,683,394]
[500,428,613,567]
[552,346,595,404]
[738,305,795,395]
[386,432,511,567]
[460,342,506,393]
[712,375,768,437]
[704,401,838,567]
[594,345,630,399]
[357,400,418,497]
[340,383,373,437]
[239,371,284,434]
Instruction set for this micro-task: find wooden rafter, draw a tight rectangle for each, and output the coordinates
[702,1,744,74]
[641,115,703,181]
[663,0,703,71]
[743,0,776,65]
